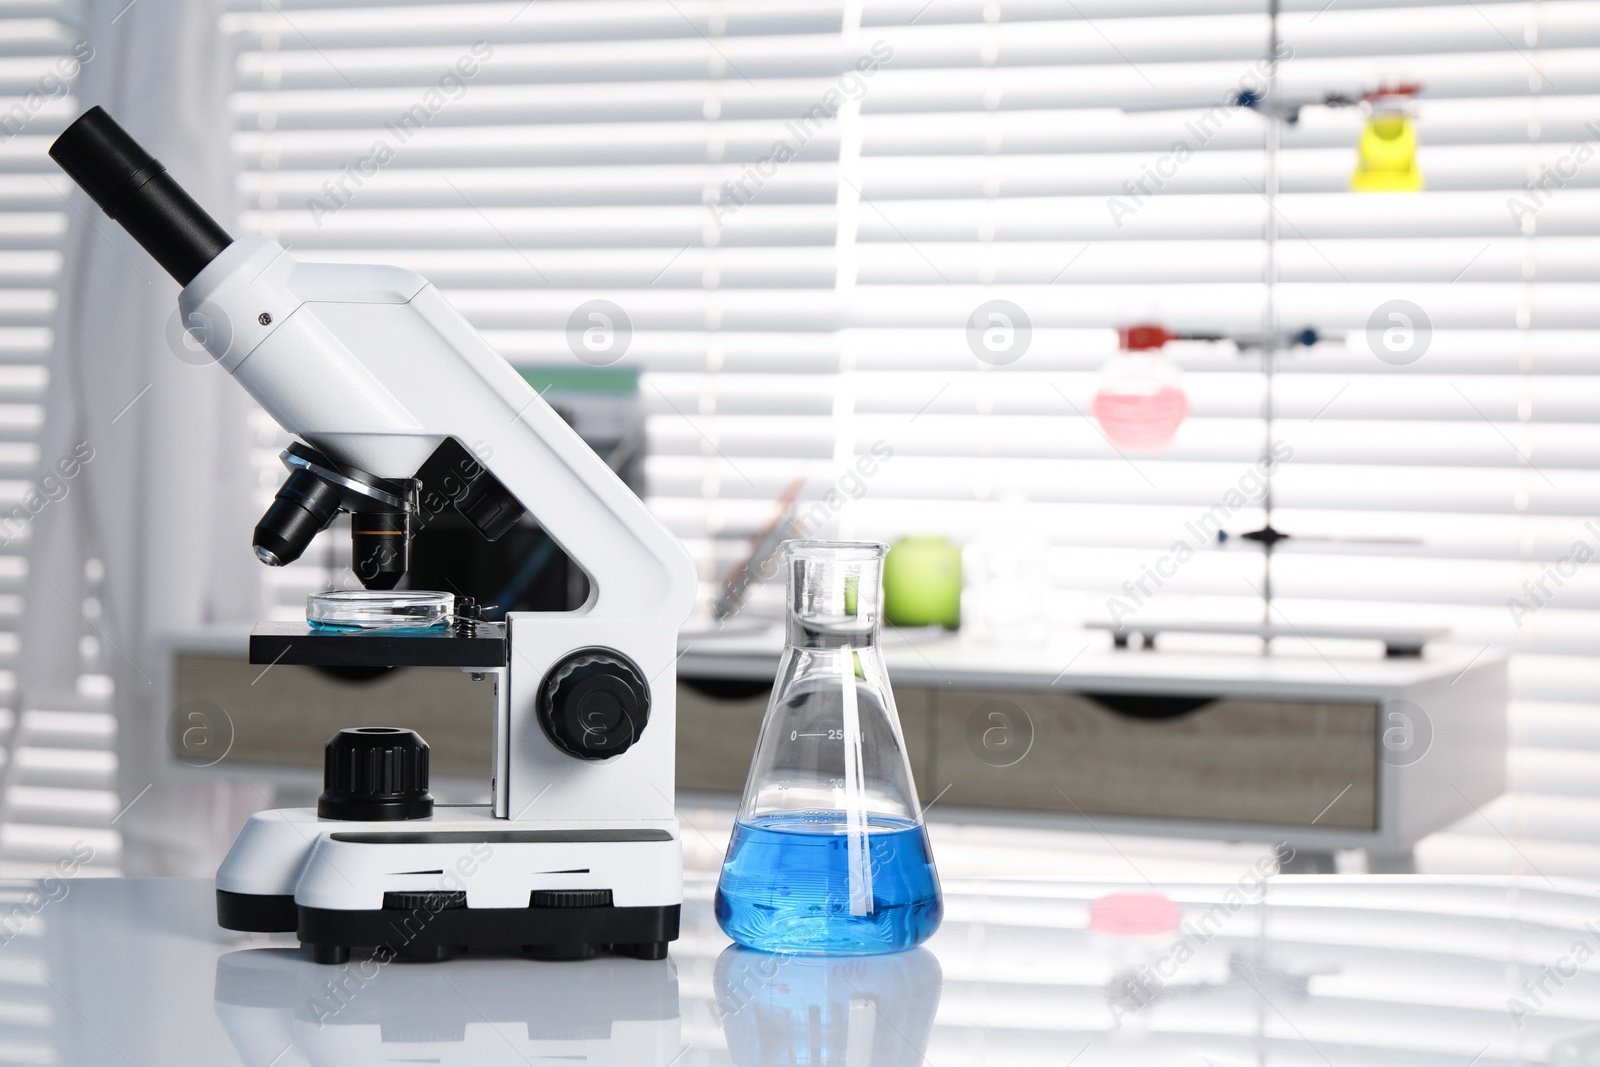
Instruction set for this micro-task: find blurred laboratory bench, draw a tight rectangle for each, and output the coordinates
[1,872,1595,1065]
[161,625,1507,873]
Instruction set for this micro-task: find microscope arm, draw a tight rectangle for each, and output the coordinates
[187,244,701,820]
[179,234,697,624]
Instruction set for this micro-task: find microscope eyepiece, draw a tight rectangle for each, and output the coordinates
[49,106,232,285]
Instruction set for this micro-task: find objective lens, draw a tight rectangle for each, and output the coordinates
[352,508,410,590]
[253,467,341,567]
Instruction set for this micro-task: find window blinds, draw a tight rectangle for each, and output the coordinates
[0,4,120,878]
[224,0,1600,874]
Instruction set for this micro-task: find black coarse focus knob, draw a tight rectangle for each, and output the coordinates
[318,727,433,821]
[537,649,651,760]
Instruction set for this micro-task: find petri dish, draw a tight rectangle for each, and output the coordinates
[307,590,454,631]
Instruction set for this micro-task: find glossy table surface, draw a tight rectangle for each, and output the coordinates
[2,873,1598,1065]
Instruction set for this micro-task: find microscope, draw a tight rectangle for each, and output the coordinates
[50,108,698,962]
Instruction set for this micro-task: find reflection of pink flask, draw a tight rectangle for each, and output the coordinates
[1092,325,1191,449]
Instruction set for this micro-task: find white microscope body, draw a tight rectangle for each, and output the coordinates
[51,108,697,961]
[204,235,696,960]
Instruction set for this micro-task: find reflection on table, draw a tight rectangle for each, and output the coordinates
[214,946,680,1066]
[0,876,1595,1064]
[713,945,942,1066]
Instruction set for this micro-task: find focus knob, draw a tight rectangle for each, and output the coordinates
[318,727,433,820]
[538,649,651,760]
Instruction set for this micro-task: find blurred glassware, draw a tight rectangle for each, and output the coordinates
[1089,891,1186,1023]
[1351,83,1424,192]
[964,492,1051,645]
[1092,326,1190,449]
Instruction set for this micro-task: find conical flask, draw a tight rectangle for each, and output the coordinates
[716,540,942,955]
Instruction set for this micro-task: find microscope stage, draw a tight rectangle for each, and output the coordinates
[249,620,507,668]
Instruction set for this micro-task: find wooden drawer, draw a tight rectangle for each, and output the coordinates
[675,679,769,794]
[174,658,793,794]
[174,655,1374,831]
[924,688,1378,829]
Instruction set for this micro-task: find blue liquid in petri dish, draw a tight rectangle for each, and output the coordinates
[715,811,942,955]
[307,620,449,634]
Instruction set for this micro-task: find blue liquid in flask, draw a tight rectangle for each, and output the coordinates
[715,810,942,955]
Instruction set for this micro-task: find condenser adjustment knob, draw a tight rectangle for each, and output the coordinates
[318,727,434,821]
[537,648,651,760]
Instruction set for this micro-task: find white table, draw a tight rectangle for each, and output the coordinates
[3,873,1595,1065]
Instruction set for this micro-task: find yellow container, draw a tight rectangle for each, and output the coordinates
[1351,113,1423,193]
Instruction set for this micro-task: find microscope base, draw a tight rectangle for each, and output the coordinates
[218,890,680,963]
[217,807,684,963]
[298,901,679,964]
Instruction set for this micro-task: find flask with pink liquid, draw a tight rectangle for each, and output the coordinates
[1092,325,1192,449]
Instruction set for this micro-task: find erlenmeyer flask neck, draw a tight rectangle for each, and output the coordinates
[784,541,885,650]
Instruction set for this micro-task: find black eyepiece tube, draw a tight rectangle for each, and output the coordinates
[48,106,232,286]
